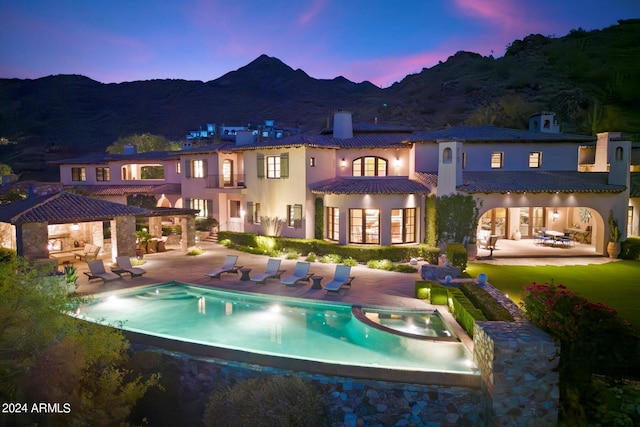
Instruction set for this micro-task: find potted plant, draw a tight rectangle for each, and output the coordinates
[63,264,78,294]
[607,210,621,258]
[136,228,152,256]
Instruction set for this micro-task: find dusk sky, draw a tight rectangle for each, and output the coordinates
[1,0,638,88]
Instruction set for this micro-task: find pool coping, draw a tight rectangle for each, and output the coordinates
[74,282,482,389]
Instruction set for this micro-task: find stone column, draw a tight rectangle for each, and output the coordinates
[473,321,559,426]
[111,216,136,261]
[149,216,163,237]
[180,215,196,252]
[16,222,49,260]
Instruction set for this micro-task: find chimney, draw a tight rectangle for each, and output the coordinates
[528,112,560,133]
[333,111,353,139]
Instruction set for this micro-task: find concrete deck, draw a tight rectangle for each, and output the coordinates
[74,239,615,304]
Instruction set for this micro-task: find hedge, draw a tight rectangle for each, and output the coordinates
[414,280,488,337]
[620,237,640,260]
[217,231,440,263]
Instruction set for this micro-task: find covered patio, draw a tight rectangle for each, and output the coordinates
[0,191,198,263]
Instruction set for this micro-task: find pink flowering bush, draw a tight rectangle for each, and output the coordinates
[521,281,637,373]
[521,282,639,425]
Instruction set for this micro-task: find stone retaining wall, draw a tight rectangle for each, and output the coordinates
[472,283,560,427]
[131,345,488,426]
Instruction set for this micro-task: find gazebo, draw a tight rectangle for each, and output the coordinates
[0,191,198,262]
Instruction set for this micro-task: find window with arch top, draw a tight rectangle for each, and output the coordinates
[442,147,452,163]
[352,156,387,176]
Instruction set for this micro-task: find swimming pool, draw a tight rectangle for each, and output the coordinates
[73,282,479,384]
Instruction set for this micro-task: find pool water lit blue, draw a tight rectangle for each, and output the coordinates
[73,282,477,375]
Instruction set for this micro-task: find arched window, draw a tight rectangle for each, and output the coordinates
[615,146,624,161]
[442,147,452,163]
[543,119,551,129]
[352,156,387,176]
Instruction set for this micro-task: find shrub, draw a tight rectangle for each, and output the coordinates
[459,282,514,321]
[216,231,440,263]
[203,375,326,427]
[342,257,358,267]
[521,281,640,424]
[196,217,218,231]
[392,264,418,273]
[367,259,394,270]
[284,249,299,260]
[620,237,640,260]
[320,253,342,264]
[305,252,317,262]
[187,248,203,256]
[445,242,468,271]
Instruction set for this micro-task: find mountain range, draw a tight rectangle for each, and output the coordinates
[1,19,639,182]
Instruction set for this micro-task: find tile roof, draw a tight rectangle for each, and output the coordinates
[408,125,596,144]
[457,171,626,193]
[64,183,182,196]
[321,122,415,134]
[49,150,181,165]
[310,177,429,195]
[237,132,412,150]
[0,192,150,224]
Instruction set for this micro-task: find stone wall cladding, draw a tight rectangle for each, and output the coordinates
[474,321,559,427]
[131,345,489,427]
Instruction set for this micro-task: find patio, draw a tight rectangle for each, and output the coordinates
[71,239,610,306]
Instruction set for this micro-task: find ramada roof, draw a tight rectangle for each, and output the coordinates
[310,177,429,195]
[0,192,196,225]
[414,171,627,194]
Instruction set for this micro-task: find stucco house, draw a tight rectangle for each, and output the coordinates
[48,111,636,257]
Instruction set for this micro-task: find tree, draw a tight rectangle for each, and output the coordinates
[0,162,13,176]
[0,251,160,426]
[106,133,181,154]
[435,194,481,243]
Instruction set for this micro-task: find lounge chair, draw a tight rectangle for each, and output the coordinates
[84,260,120,283]
[324,265,355,294]
[74,244,101,261]
[113,256,147,278]
[250,258,285,284]
[205,255,241,279]
[281,262,312,287]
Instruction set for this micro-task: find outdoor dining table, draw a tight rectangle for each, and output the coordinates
[544,230,572,247]
[544,230,564,238]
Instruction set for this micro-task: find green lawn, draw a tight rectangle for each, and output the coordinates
[466,261,640,332]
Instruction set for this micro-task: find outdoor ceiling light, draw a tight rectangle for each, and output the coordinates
[71,223,80,231]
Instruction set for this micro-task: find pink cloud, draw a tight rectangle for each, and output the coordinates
[297,0,328,27]
[453,0,550,33]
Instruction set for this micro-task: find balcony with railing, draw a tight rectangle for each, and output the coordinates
[205,174,246,189]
